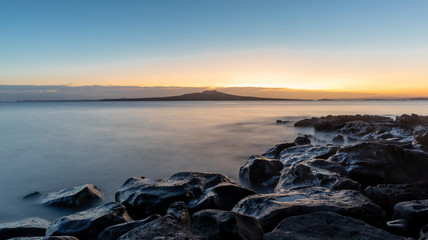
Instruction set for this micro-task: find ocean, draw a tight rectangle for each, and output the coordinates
[1,100,428,222]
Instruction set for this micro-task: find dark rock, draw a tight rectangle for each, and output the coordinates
[35,184,103,207]
[276,120,289,124]
[9,237,79,240]
[294,118,316,127]
[115,172,234,219]
[332,135,345,144]
[264,211,405,240]
[262,143,295,159]
[275,159,360,192]
[23,192,41,199]
[165,202,191,227]
[415,132,428,151]
[239,156,283,189]
[329,142,428,185]
[393,199,428,236]
[294,136,311,145]
[364,184,428,216]
[46,202,131,239]
[192,209,263,240]
[232,187,385,232]
[395,114,428,130]
[117,217,204,240]
[279,145,339,169]
[188,183,255,213]
[0,217,50,239]
[97,215,161,240]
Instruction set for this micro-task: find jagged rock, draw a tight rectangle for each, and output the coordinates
[332,135,345,144]
[0,217,50,239]
[192,209,263,240]
[97,215,161,240]
[34,184,103,207]
[232,187,385,232]
[364,184,428,215]
[117,217,204,240]
[188,183,255,213]
[393,199,428,236]
[279,145,338,169]
[275,159,360,192]
[9,237,79,240]
[46,202,131,239]
[329,142,428,185]
[264,211,405,240]
[239,156,283,189]
[115,172,234,219]
[262,143,295,159]
[294,136,311,145]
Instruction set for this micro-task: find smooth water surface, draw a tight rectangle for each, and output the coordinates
[1,100,428,222]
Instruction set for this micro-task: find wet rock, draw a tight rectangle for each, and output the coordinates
[117,217,204,240]
[364,184,428,215]
[192,209,263,240]
[165,202,191,227]
[239,156,283,189]
[279,145,338,169]
[294,136,311,145]
[387,219,408,236]
[393,199,428,236]
[262,143,295,159]
[188,183,255,213]
[232,187,385,232]
[0,217,50,239]
[332,135,344,144]
[275,159,360,192]
[98,215,161,240]
[35,184,103,207]
[115,172,234,219]
[46,202,131,239]
[264,211,405,240]
[329,142,428,185]
[9,237,79,240]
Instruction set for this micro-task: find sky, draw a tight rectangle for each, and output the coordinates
[1,0,428,98]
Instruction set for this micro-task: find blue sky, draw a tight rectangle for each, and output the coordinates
[1,0,427,95]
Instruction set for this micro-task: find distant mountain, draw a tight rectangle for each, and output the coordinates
[101,90,305,101]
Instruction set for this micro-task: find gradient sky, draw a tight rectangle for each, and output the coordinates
[1,0,428,96]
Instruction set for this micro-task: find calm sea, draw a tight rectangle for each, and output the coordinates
[1,100,428,222]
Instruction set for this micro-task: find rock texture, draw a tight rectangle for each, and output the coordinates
[192,209,264,240]
[264,211,405,240]
[0,217,50,239]
[35,184,103,208]
[97,215,161,240]
[46,202,131,239]
[239,156,283,189]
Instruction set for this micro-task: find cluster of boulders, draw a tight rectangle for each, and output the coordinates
[2,114,428,239]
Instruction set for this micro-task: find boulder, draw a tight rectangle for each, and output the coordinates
[275,159,360,192]
[46,202,131,239]
[364,184,428,215]
[0,217,50,239]
[262,143,295,159]
[117,217,204,240]
[393,199,428,236]
[192,209,263,240]
[188,183,255,213]
[115,172,234,219]
[332,135,345,144]
[395,114,428,130]
[35,184,103,208]
[264,211,405,240]
[415,132,428,151]
[239,156,283,189]
[294,136,311,145]
[329,142,428,185]
[97,215,161,240]
[279,145,338,169]
[232,187,385,232]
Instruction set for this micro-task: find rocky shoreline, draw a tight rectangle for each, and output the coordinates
[2,114,428,239]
